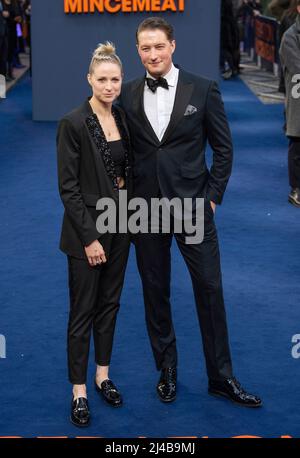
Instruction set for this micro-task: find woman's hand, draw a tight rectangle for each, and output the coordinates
[84,240,107,267]
[210,201,216,214]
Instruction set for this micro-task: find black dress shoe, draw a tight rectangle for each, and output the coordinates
[208,377,262,408]
[157,368,177,403]
[95,379,123,407]
[289,188,300,207]
[70,397,90,427]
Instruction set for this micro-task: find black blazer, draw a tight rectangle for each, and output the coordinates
[119,69,233,205]
[57,100,132,259]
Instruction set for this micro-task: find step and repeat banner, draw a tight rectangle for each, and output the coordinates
[31,0,221,120]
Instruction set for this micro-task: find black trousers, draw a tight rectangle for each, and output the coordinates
[288,137,300,189]
[67,232,130,384]
[7,25,16,64]
[0,35,8,76]
[133,200,233,382]
[220,47,240,73]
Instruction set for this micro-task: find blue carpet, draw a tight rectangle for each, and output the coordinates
[0,74,299,438]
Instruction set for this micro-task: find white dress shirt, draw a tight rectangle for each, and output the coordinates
[144,63,179,141]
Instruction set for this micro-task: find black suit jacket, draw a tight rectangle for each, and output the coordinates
[57,100,132,259]
[119,69,233,205]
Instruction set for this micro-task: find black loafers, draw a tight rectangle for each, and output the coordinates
[157,367,177,403]
[208,377,262,408]
[70,397,90,427]
[289,188,300,207]
[95,379,123,407]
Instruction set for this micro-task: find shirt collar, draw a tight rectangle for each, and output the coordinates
[146,63,178,88]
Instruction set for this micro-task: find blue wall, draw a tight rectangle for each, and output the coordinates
[31,0,221,121]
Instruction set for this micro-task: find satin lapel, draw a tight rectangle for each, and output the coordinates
[161,77,194,145]
[132,78,160,146]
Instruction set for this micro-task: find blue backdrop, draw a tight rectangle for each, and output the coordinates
[31,0,221,120]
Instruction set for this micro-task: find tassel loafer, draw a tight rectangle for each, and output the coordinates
[70,397,90,427]
[95,379,123,407]
[288,188,300,207]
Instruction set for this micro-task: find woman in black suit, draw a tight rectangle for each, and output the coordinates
[57,42,132,427]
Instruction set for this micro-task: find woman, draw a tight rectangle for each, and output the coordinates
[57,42,132,427]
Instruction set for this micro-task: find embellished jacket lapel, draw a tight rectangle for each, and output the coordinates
[85,104,131,191]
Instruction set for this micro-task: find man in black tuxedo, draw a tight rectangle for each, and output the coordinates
[119,17,262,407]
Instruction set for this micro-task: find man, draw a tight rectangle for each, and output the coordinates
[119,17,262,407]
[280,0,300,207]
[220,0,240,79]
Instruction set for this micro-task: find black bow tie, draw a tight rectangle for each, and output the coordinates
[146,77,169,93]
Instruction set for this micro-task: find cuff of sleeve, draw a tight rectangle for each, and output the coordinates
[206,188,223,205]
[82,229,100,247]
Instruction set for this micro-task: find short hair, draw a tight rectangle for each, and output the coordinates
[136,17,174,43]
[89,41,123,74]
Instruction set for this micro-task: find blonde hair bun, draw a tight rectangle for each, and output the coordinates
[93,41,116,57]
[89,41,123,74]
